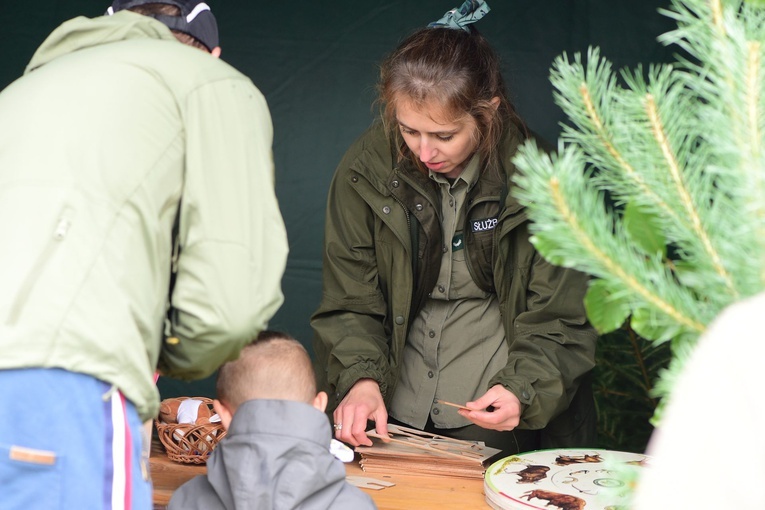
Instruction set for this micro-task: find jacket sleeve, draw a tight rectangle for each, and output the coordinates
[486,129,597,430]
[489,221,597,429]
[158,77,288,380]
[311,137,394,404]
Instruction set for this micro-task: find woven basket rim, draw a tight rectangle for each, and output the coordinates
[155,397,226,464]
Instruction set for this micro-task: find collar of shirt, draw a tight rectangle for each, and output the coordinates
[428,152,481,190]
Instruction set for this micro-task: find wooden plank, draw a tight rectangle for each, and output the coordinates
[150,439,206,509]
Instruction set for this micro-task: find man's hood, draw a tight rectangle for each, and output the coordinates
[26,10,177,73]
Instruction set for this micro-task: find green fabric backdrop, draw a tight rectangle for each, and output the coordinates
[1,1,676,400]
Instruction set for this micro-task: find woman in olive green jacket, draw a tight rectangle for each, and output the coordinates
[312,1,597,454]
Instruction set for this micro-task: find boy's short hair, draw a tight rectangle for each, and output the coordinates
[106,0,218,51]
[216,330,317,408]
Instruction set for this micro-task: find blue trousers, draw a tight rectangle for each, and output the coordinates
[0,368,152,510]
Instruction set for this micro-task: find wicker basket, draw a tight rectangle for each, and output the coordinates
[155,397,227,464]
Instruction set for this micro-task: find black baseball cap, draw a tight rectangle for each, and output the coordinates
[106,0,219,51]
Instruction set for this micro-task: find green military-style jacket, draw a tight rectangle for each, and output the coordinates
[312,122,597,445]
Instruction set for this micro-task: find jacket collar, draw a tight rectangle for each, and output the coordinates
[227,399,332,446]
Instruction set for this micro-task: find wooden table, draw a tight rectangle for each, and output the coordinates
[150,440,489,509]
[150,440,205,509]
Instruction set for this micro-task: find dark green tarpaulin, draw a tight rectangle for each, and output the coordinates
[1,1,677,398]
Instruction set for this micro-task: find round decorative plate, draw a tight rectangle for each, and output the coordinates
[484,448,650,510]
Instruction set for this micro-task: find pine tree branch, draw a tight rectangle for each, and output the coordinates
[644,93,739,297]
[578,81,683,226]
[661,0,765,293]
[743,41,765,287]
[517,0,765,432]
[545,173,706,334]
[747,42,761,157]
[553,51,688,229]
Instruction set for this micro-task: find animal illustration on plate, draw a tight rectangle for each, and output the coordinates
[554,453,603,466]
[513,464,550,484]
[522,489,586,510]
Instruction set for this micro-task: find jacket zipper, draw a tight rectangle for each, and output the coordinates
[6,212,72,326]
[389,193,412,231]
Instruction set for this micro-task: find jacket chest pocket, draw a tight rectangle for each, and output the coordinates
[465,201,500,293]
[374,216,411,309]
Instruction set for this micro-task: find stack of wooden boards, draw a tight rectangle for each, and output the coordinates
[355,424,501,479]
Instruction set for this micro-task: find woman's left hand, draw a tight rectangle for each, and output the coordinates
[457,384,521,431]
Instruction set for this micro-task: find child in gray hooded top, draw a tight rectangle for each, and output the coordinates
[168,330,376,510]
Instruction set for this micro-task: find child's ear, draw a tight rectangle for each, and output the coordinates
[312,391,328,413]
[213,399,234,430]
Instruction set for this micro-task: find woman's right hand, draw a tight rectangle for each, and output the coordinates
[333,378,390,447]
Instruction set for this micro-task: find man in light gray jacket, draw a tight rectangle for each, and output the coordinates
[0,2,287,509]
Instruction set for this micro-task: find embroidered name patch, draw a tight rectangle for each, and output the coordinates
[471,217,498,233]
[451,233,464,251]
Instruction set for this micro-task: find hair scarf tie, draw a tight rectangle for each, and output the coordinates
[427,0,490,31]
